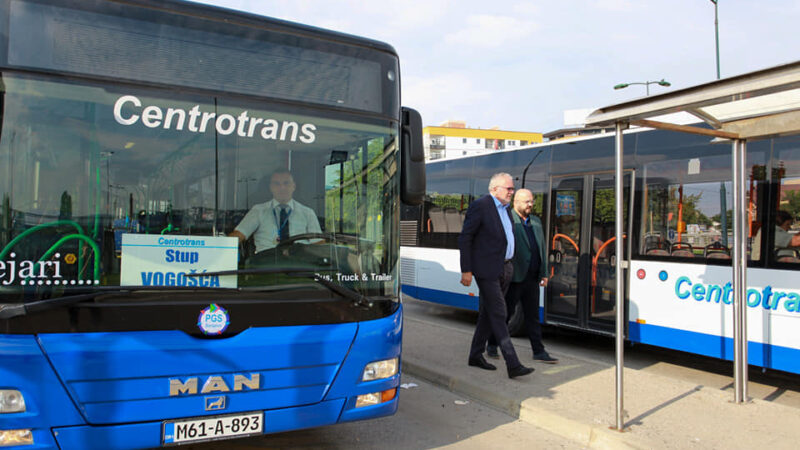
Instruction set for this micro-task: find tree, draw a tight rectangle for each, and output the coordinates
[783,189,800,221]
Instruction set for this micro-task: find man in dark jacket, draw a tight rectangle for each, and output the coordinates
[487,189,558,363]
[459,173,534,379]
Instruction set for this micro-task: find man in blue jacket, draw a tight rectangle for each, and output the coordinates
[487,188,558,364]
[459,173,534,379]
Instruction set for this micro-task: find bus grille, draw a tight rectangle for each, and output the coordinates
[400,221,418,247]
[400,257,416,285]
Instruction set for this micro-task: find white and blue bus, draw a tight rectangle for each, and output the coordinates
[0,1,424,448]
[401,116,800,375]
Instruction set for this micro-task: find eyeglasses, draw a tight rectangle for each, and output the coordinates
[497,186,515,192]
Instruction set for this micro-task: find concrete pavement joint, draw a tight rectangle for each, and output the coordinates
[403,359,647,450]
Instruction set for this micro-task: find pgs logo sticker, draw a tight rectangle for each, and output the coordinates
[197,304,229,335]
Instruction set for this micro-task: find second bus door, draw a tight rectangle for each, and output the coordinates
[545,172,631,334]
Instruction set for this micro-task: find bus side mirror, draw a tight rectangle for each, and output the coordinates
[401,107,425,205]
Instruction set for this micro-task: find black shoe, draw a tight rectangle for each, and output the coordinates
[507,365,534,379]
[486,345,500,359]
[468,356,497,371]
[533,352,559,364]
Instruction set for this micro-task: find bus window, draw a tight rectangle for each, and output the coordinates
[420,175,471,249]
[639,148,770,262]
[639,154,734,260]
[640,180,732,259]
[768,140,800,265]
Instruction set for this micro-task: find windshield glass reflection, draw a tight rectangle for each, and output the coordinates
[0,74,399,300]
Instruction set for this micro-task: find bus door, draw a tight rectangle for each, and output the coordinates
[545,172,632,334]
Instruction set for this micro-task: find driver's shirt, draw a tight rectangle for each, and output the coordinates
[234,199,321,253]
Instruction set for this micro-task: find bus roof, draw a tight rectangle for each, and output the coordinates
[143,0,398,56]
[586,60,800,140]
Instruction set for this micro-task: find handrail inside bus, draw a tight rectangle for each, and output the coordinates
[552,233,579,253]
[38,234,101,281]
[0,220,86,260]
[590,235,626,312]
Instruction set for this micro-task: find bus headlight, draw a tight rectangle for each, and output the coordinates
[355,389,397,408]
[361,358,398,381]
[0,429,34,446]
[0,390,25,413]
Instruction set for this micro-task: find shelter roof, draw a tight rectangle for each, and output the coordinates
[585,60,800,140]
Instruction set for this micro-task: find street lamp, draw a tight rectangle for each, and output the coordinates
[613,79,671,96]
[710,0,720,79]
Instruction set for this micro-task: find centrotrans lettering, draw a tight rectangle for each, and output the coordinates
[674,276,800,312]
[113,95,317,143]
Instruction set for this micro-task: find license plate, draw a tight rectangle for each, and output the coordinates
[162,411,263,445]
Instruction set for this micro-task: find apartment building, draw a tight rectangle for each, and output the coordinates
[424,120,543,160]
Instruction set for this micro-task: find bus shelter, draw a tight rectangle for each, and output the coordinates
[585,60,800,430]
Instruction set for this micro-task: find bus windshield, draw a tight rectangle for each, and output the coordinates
[0,73,399,300]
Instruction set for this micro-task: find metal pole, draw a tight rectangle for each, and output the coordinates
[615,122,625,430]
[720,182,728,246]
[739,141,749,401]
[714,0,721,79]
[731,139,748,403]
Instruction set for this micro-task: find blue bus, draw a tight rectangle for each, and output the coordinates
[0,0,424,448]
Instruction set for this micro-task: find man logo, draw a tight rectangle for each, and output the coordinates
[205,396,227,411]
[169,373,260,396]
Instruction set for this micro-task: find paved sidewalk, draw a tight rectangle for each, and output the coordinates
[402,315,800,450]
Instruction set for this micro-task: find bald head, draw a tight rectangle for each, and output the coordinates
[513,189,534,219]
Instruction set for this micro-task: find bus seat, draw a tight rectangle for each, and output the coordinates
[444,208,463,233]
[646,249,670,256]
[670,242,694,258]
[428,207,447,233]
[704,242,730,259]
[775,248,800,263]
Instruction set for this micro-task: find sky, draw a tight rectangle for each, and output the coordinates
[192,0,800,134]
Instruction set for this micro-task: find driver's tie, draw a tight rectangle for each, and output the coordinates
[279,206,290,242]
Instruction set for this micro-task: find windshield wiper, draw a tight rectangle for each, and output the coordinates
[188,268,372,307]
[0,286,239,320]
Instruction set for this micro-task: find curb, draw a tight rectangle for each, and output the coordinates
[403,359,648,450]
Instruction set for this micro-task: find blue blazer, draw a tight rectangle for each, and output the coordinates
[458,194,509,279]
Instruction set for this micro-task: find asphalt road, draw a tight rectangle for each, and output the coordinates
[184,374,580,449]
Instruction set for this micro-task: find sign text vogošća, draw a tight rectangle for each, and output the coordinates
[120,234,238,288]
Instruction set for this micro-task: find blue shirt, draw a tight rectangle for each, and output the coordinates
[492,196,515,260]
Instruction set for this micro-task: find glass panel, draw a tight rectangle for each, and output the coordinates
[5,0,397,115]
[589,176,628,322]
[638,144,769,262]
[0,73,398,299]
[639,154,735,260]
[768,139,800,264]
[420,160,474,249]
[547,178,582,317]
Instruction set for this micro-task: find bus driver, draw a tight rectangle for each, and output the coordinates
[230,169,321,253]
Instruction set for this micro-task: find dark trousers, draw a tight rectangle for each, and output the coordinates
[489,271,545,354]
[469,261,521,369]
